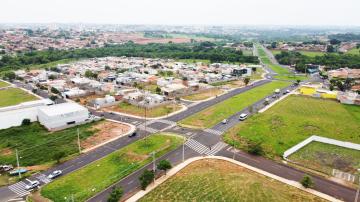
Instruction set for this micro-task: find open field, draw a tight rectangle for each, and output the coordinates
[288,142,360,175]
[107,102,182,118]
[224,95,360,158]
[140,159,325,202]
[0,80,10,88]
[177,59,210,65]
[41,133,183,202]
[179,81,290,129]
[0,120,130,167]
[0,88,39,107]
[182,88,223,101]
[271,50,326,57]
[346,48,360,55]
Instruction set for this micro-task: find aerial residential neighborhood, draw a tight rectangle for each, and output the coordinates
[0,1,359,202]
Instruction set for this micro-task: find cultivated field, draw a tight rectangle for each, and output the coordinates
[0,88,38,107]
[288,142,360,175]
[140,159,326,202]
[179,81,290,129]
[41,133,183,202]
[224,95,360,157]
[182,88,223,101]
[107,102,182,118]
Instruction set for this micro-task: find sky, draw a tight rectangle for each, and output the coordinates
[1,0,360,26]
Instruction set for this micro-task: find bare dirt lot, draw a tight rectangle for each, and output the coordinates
[81,121,131,150]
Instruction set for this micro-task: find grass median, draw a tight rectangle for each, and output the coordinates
[178,81,290,129]
[41,133,183,202]
[140,159,326,202]
[224,95,360,158]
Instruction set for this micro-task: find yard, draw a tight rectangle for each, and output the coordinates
[288,142,360,175]
[140,159,325,202]
[0,80,10,88]
[107,102,182,118]
[41,133,183,202]
[179,81,290,129]
[224,95,360,158]
[182,88,223,101]
[0,87,39,107]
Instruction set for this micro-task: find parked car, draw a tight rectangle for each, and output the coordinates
[9,168,28,176]
[128,131,137,138]
[272,94,277,98]
[286,89,291,93]
[222,119,228,124]
[48,170,62,179]
[239,113,248,121]
[0,165,13,172]
[25,180,40,190]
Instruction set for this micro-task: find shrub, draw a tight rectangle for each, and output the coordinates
[300,175,314,188]
[248,142,264,156]
[139,170,155,190]
[107,186,123,202]
[21,119,31,126]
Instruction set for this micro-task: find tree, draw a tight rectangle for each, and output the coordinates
[271,42,277,49]
[330,39,341,45]
[336,80,345,91]
[21,119,31,126]
[157,160,172,174]
[107,186,123,202]
[327,45,335,53]
[139,170,155,190]
[53,151,66,163]
[85,70,95,78]
[251,67,257,72]
[48,75,56,80]
[244,77,250,86]
[155,86,162,95]
[296,79,301,85]
[105,65,111,71]
[300,175,314,188]
[50,95,58,101]
[3,71,16,81]
[51,87,60,94]
[329,84,334,91]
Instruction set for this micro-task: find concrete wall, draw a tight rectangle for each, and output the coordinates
[38,109,89,130]
[0,107,38,129]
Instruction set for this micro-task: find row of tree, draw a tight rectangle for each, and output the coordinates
[0,42,259,71]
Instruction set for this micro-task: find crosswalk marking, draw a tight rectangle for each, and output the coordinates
[205,142,228,156]
[137,124,158,133]
[185,139,209,154]
[156,119,176,126]
[7,198,26,202]
[36,174,51,184]
[8,182,30,197]
[204,128,223,136]
[185,132,193,136]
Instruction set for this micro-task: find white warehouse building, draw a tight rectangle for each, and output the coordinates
[38,102,90,131]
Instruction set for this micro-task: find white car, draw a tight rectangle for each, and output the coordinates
[222,119,228,124]
[239,113,248,121]
[25,180,40,190]
[48,170,62,179]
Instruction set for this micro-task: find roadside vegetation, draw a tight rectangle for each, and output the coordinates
[179,81,290,129]
[288,141,360,175]
[224,95,360,158]
[140,159,325,202]
[182,88,223,101]
[41,133,183,202]
[107,102,182,118]
[0,87,38,107]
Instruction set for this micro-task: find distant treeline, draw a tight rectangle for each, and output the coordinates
[328,33,360,42]
[275,51,360,72]
[0,42,258,71]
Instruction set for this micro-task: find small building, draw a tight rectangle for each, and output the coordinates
[38,103,90,131]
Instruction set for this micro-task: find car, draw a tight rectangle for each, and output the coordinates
[0,165,13,172]
[239,113,248,121]
[25,180,40,190]
[222,119,228,124]
[48,170,62,179]
[128,131,137,138]
[272,94,277,98]
[286,89,291,93]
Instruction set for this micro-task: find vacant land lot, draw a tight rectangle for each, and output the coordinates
[182,88,223,101]
[271,50,325,57]
[0,88,38,107]
[289,142,360,175]
[179,81,290,129]
[0,80,10,88]
[0,120,129,167]
[107,102,182,118]
[140,159,325,202]
[41,133,183,202]
[224,95,360,157]
[346,48,360,55]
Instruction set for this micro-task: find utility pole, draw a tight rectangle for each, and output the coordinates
[355,169,360,202]
[151,151,156,172]
[77,128,81,154]
[15,149,21,178]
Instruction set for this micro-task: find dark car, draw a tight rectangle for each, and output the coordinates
[128,132,137,138]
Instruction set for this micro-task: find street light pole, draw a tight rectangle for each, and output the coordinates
[15,149,21,178]
[182,136,186,162]
[152,151,156,172]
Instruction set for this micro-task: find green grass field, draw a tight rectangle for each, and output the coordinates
[140,159,325,202]
[346,48,360,55]
[289,142,360,175]
[179,81,290,129]
[41,133,183,202]
[0,122,102,167]
[110,102,182,118]
[177,59,210,65]
[0,80,10,88]
[0,88,38,107]
[271,50,325,57]
[224,95,360,158]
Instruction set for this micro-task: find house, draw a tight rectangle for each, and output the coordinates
[62,88,87,98]
[328,68,360,79]
[161,83,187,97]
[38,102,90,131]
[299,84,337,99]
[337,92,360,105]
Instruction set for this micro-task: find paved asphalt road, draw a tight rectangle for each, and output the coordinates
[1,66,358,202]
